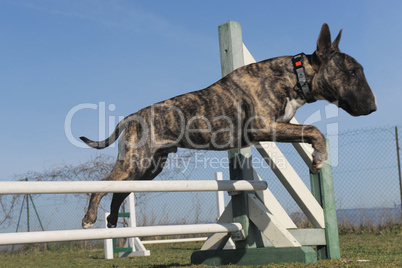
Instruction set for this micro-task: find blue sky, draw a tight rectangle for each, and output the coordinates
[1,0,401,180]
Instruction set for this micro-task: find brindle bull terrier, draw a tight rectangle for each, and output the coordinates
[80,23,376,229]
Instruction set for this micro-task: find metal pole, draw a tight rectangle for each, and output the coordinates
[395,126,402,210]
[25,178,30,232]
[12,194,26,252]
[29,194,45,231]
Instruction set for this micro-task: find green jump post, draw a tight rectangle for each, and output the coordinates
[220,21,265,249]
[310,139,341,260]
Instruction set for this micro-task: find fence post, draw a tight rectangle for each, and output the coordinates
[25,178,30,232]
[395,126,402,211]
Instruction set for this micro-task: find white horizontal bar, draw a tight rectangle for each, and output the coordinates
[0,223,242,245]
[141,237,208,244]
[0,180,267,195]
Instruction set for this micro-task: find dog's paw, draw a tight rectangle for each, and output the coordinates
[82,215,96,229]
[312,150,328,174]
[107,223,117,228]
[107,214,118,228]
[82,221,94,229]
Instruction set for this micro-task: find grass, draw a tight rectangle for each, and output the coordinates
[1,227,401,267]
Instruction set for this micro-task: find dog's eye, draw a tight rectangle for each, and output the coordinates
[349,69,356,76]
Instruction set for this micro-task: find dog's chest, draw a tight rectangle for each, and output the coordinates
[278,98,304,123]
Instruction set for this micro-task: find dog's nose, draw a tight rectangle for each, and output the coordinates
[358,101,377,116]
[366,101,377,114]
[370,96,377,113]
[366,94,377,114]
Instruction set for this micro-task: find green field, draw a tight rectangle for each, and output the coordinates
[1,230,401,267]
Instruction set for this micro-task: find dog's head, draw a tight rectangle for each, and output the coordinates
[311,23,377,116]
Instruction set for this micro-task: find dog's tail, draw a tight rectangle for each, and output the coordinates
[80,116,130,149]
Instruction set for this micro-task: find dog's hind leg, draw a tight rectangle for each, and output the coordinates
[82,162,130,229]
[82,192,108,229]
[106,148,175,228]
[107,192,130,228]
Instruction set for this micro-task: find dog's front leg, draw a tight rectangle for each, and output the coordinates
[253,122,327,173]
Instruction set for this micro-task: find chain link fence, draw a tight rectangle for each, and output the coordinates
[1,125,401,238]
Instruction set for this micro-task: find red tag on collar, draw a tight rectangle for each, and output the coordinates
[295,61,302,67]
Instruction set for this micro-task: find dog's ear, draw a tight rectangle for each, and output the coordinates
[316,23,332,57]
[331,29,342,52]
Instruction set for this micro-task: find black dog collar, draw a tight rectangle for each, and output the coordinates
[292,53,316,103]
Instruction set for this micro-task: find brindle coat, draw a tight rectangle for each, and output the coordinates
[80,24,376,229]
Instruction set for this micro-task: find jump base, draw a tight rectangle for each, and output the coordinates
[191,246,317,266]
